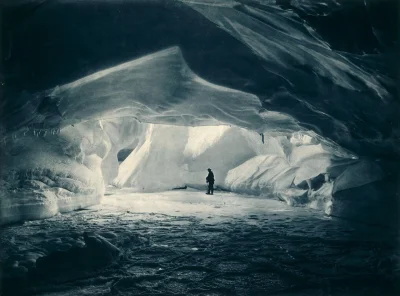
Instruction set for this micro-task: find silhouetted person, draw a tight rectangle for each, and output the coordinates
[206,168,215,195]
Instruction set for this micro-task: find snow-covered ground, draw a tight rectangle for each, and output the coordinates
[1,189,399,295]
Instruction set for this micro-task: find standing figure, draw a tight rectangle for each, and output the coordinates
[206,168,215,195]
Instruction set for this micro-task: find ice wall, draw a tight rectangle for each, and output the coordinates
[0,116,392,225]
[112,123,393,223]
[113,124,275,191]
[111,125,330,212]
[0,124,102,224]
[0,118,146,225]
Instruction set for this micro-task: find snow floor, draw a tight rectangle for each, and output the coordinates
[1,189,399,296]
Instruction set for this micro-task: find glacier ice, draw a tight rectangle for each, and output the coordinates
[0,118,149,225]
[113,124,271,191]
[0,125,104,224]
[181,0,400,160]
[0,0,397,228]
[99,118,149,184]
[289,144,331,185]
[110,122,392,219]
[40,47,299,135]
[332,160,384,195]
[112,124,340,212]
[0,112,391,225]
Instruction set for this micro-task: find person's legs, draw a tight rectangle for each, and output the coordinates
[210,183,214,195]
[207,183,211,194]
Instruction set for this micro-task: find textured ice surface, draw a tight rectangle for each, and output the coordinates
[181,0,400,159]
[0,118,147,224]
[31,47,298,136]
[0,125,104,225]
[1,189,398,295]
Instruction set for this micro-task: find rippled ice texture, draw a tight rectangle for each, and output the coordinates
[1,189,399,296]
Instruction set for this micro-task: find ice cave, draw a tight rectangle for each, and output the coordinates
[0,0,399,295]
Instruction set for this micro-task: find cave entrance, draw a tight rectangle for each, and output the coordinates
[117,148,135,164]
[105,123,335,214]
[108,124,266,192]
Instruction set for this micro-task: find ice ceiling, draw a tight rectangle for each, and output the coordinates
[0,0,398,226]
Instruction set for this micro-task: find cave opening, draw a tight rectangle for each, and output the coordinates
[103,122,337,211]
[1,0,399,294]
[117,149,134,164]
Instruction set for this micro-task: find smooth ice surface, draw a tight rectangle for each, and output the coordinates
[332,160,384,194]
[289,144,331,185]
[1,189,399,295]
[113,124,270,191]
[226,155,295,194]
[184,125,231,158]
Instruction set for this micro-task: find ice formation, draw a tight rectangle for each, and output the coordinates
[0,118,148,224]
[0,0,398,226]
[114,124,273,191]
[111,123,387,217]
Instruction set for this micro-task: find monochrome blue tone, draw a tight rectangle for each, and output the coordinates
[0,1,398,295]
